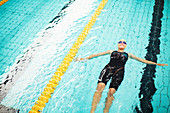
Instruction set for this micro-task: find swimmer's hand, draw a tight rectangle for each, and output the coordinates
[156,63,168,66]
[74,57,86,62]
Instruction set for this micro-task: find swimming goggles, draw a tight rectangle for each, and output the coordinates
[118,41,127,45]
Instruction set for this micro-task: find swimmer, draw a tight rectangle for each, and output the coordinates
[75,39,168,113]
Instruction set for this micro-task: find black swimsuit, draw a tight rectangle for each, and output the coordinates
[98,51,128,90]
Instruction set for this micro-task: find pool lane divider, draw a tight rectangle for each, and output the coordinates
[0,0,9,6]
[29,0,108,112]
[135,0,164,112]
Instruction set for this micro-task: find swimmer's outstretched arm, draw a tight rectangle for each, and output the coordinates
[74,50,114,61]
[128,53,168,66]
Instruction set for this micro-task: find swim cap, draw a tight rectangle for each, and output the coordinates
[118,39,127,43]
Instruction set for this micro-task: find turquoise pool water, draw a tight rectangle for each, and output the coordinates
[0,0,169,113]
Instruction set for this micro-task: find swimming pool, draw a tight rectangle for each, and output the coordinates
[0,0,169,113]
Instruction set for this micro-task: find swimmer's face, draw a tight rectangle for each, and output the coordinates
[118,40,127,49]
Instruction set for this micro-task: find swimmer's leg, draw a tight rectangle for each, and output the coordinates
[90,83,106,113]
[103,88,116,113]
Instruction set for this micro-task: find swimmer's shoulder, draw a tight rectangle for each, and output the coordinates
[127,53,135,59]
[108,50,115,54]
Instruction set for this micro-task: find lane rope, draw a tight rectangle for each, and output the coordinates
[0,0,9,6]
[29,0,108,112]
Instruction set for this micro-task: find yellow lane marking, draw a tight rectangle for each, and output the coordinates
[29,0,108,112]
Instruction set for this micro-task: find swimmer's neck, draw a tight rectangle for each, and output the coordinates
[117,49,124,52]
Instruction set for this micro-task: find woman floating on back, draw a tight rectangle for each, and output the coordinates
[75,39,168,113]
